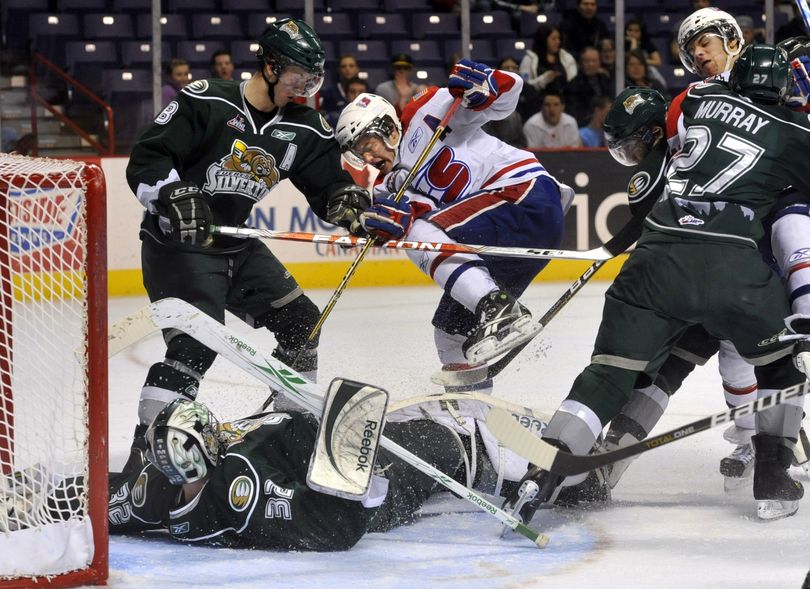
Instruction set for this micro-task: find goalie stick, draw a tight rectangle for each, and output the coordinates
[432,213,647,387]
[211,225,621,262]
[146,297,550,548]
[486,381,809,478]
[108,304,160,357]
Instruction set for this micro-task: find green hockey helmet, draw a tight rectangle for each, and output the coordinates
[604,87,666,166]
[257,18,325,96]
[729,43,791,105]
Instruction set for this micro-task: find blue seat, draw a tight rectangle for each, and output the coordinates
[362,67,389,90]
[221,0,272,12]
[231,40,260,68]
[313,13,355,40]
[469,12,515,38]
[9,0,47,8]
[495,38,531,61]
[339,40,389,67]
[103,68,154,152]
[411,12,459,40]
[29,13,80,59]
[247,15,294,39]
[103,68,151,94]
[331,0,380,8]
[136,14,189,39]
[413,66,446,87]
[66,40,118,90]
[444,39,498,67]
[358,13,410,40]
[191,14,244,39]
[390,39,444,67]
[121,40,174,67]
[382,0,431,10]
[275,0,326,13]
[57,0,109,10]
[167,0,217,12]
[111,0,151,11]
[83,13,135,39]
[641,12,675,36]
[176,40,228,66]
[519,12,561,37]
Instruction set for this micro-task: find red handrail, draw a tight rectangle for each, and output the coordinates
[29,52,116,156]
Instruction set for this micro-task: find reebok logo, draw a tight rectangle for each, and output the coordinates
[355,419,378,472]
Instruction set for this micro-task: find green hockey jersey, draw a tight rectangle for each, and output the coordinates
[646,80,810,247]
[126,78,354,251]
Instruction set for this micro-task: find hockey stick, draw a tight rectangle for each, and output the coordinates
[108,304,161,357]
[432,213,646,387]
[302,97,464,349]
[211,225,621,262]
[146,297,550,548]
[486,381,809,478]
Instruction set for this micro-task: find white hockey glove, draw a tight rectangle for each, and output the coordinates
[326,184,371,237]
[448,59,499,110]
[157,181,213,246]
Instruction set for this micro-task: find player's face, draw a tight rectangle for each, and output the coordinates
[688,32,734,78]
[352,133,398,174]
[270,64,324,105]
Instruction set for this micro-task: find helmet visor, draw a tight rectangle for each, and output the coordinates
[607,130,651,167]
[277,66,324,97]
[344,115,399,159]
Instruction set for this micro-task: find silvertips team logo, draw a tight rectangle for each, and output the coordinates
[203,139,280,200]
[229,475,254,512]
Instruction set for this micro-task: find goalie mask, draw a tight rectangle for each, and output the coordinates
[257,18,325,97]
[729,43,791,106]
[145,399,223,486]
[678,8,742,75]
[336,93,402,168]
[604,87,666,166]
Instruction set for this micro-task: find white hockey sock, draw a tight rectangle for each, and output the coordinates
[771,213,810,315]
[405,219,497,312]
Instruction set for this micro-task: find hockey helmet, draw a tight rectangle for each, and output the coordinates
[677,8,743,74]
[257,18,325,97]
[604,87,666,166]
[145,398,223,485]
[336,93,402,165]
[729,43,791,105]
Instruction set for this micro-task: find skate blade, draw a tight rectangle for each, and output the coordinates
[465,318,542,364]
[757,499,800,520]
[500,480,539,539]
[723,474,752,493]
[430,364,490,387]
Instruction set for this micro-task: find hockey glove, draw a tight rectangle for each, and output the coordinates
[789,55,810,109]
[448,59,498,110]
[157,181,213,246]
[360,197,413,241]
[326,184,371,237]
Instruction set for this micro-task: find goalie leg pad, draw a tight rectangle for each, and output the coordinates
[307,378,389,501]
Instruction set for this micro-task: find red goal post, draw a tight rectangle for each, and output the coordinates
[0,154,107,587]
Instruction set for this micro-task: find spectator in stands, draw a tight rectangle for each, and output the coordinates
[563,46,612,126]
[578,95,611,147]
[210,50,235,81]
[625,19,662,68]
[375,53,425,116]
[519,25,577,97]
[320,55,360,124]
[523,90,581,148]
[495,55,538,123]
[736,15,765,45]
[324,76,369,127]
[162,58,190,106]
[559,0,609,59]
[625,50,669,99]
[598,37,616,88]
[482,57,528,148]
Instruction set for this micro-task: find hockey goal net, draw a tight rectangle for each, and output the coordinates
[0,154,107,587]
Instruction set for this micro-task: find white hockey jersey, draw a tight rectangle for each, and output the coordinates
[375,74,565,212]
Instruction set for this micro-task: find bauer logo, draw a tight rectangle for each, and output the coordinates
[8,186,83,270]
[229,475,255,512]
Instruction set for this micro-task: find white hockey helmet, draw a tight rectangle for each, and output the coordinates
[145,398,222,485]
[677,7,743,74]
[335,93,402,165]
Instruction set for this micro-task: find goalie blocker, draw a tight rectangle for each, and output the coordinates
[307,379,388,500]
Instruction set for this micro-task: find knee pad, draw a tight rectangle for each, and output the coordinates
[164,332,218,376]
[654,354,698,395]
[755,355,805,390]
[256,294,321,349]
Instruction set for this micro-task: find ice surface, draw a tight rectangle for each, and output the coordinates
[103,284,810,589]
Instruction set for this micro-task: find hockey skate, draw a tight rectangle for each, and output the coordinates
[792,427,810,475]
[752,434,804,520]
[601,414,647,489]
[463,290,541,364]
[720,443,755,492]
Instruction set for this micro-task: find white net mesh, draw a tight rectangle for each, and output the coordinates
[0,153,100,580]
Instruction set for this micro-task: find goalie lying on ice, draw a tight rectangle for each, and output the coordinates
[99,395,607,551]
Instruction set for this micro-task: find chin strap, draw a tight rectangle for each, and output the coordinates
[260,62,280,103]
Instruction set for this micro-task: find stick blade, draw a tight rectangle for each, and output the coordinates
[486,408,559,471]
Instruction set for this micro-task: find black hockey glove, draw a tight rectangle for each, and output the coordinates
[326,184,371,237]
[157,181,213,246]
